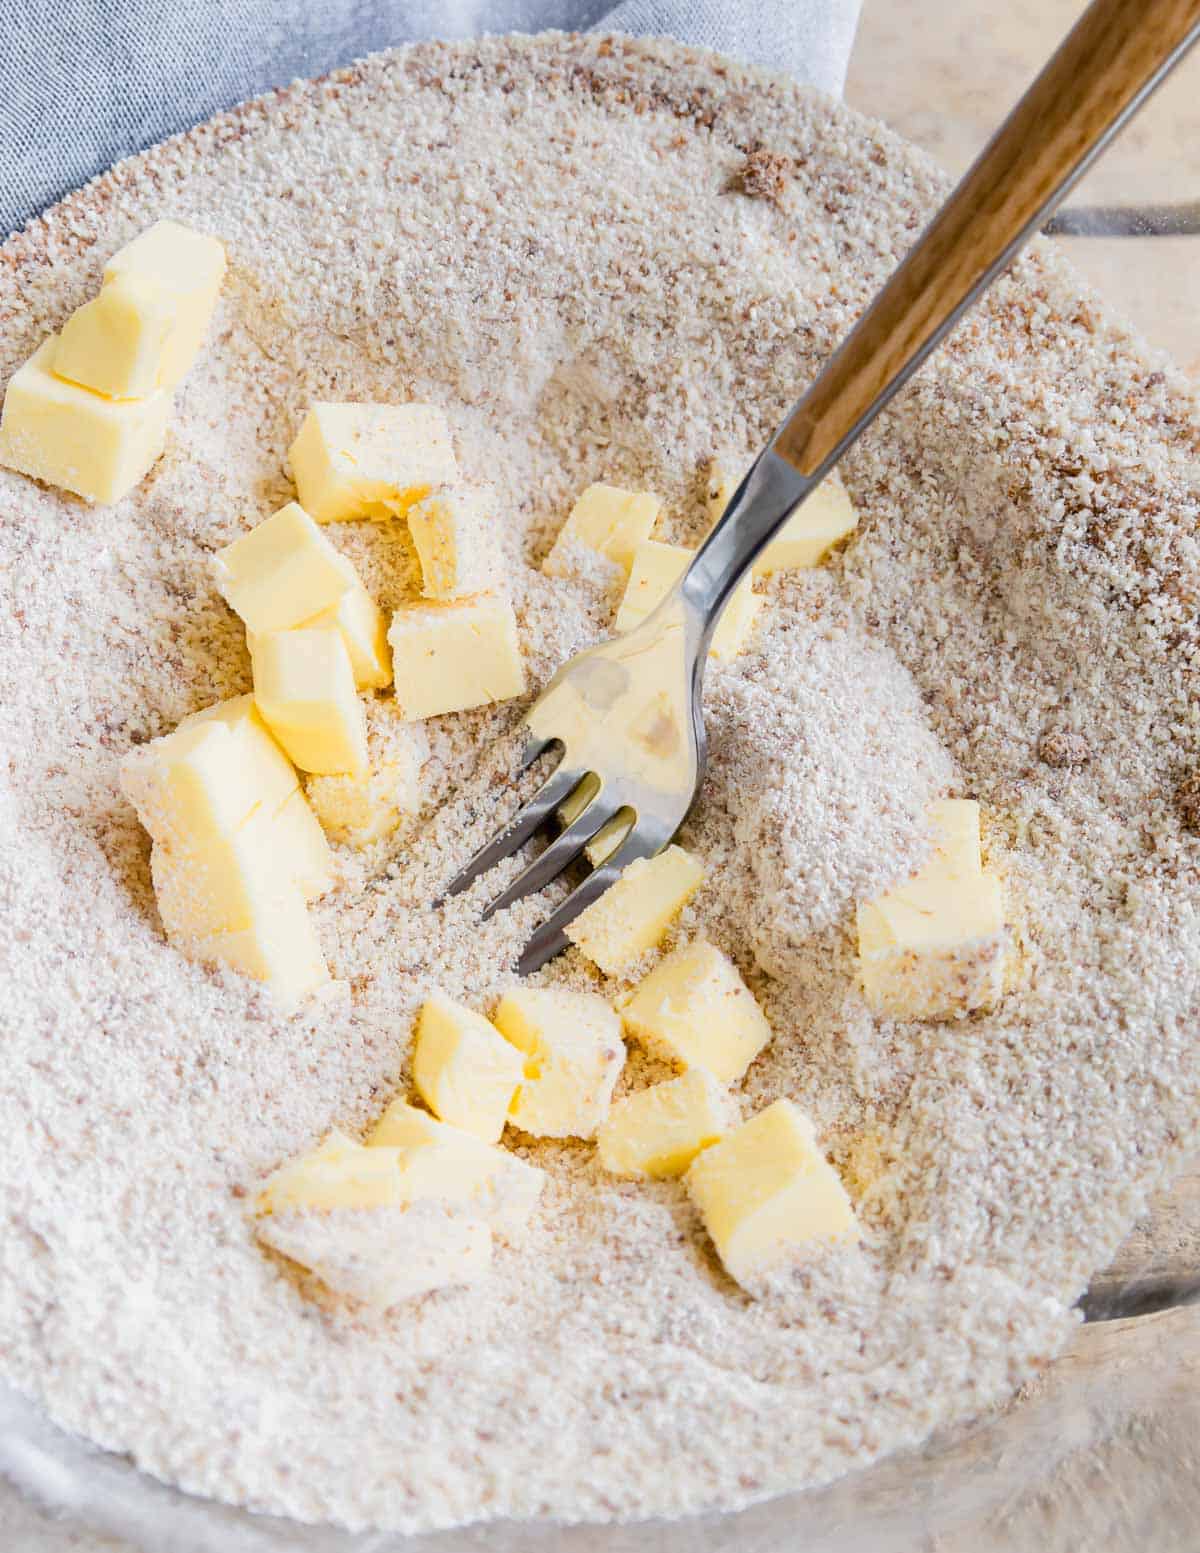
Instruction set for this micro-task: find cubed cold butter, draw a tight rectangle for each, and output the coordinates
[175,886,330,1012]
[258,1131,406,1214]
[542,483,661,576]
[121,716,282,850]
[256,1202,492,1307]
[408,484,500,599]
[54,220,225,397]
[300,585,391,691]
[619,939,772,1084]
[213,502,359,637]
[289,402,458,523]
[252,628,368,776]
[494,988,624,1140]
[856,798,1007,1020]
[615,539,761,662]
[412,991,524,1143]
[685,1099,860,1289]
[566,844,704,975]
[387,594,525,721]
[597,1070,729,1179]
[123,696,331,901]
[305,703,422,847]
[365,1101,545,1238]
[149,811,294,937]
[0,337,171,504]
[706,458,859,577]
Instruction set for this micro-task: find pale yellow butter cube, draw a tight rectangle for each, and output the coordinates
[120,718,276,850]
[55,220,225,397]
[256,1202,492,1307]
[494,988,624,1140]
[0,337,170,504]
[365,1101,545,1238]
[252,628,368,776]
[150,808,295,937]
[856,799,1007,1020]
[305,704,423,847]
[289,402,458,523]
[619,939,772,1084]
[616,539,761,662]
[258,1131,405,1214]
[597,1070,729,1179]
[543,482,661,576]
[412,991,524,1143]
[176,693,299,805]
[176,886,330,1012]
[566,844,704,976]
[387,594,525,721]
[54,275,177,401]
[273,788,335,900]
[685,1099,860,1289]
[299,585,391,691]
[705,458,859,577]
[212,502,358,637]
[408,484,499,599]
[305,754,419,848]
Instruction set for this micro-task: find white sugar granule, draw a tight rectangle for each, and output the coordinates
[0,30,1198,1537]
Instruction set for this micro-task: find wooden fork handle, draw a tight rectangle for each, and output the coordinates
[773,0,1200,477]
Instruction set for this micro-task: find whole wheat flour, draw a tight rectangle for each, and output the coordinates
[0,31,1198,1537]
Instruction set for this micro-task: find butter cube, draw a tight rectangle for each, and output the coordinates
[306,760,417,847]
[299,585,391,691]
[566,844,704,976]
[123,697,331,902]
[408,485,500,600]
[54,220,225,397]
[543,483,661,576]
[273,788,336,899]
[412,991,524,1143]
[619,940,772,1084]
[0,337,171,504]
[366,1101,545,1238]
[176,886,330,1012]
[856,799,1007,1019]
[305,704,423,847]
[615,539,761,661]
[686,1099,860,1289]
[597,1070,729,1179]
[256,1202,492,1307]
[212,502,358,637]
[258,1131,405,1214]
[176,693,299,804]
[149,807,298,937]
[387,594,526,721]
[121,719,276,850]
[494,988,624,1140]
[289,402,458,523]
[706,459,858,576]
[252,628,368,776]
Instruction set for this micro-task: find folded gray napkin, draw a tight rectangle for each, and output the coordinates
[1,0,861,237]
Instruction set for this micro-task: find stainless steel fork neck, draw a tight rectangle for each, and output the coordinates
[679,451,817,659]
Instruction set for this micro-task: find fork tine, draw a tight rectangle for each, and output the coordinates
[440,754,580,901]
[516,829,662,974]
[480,792,623,921]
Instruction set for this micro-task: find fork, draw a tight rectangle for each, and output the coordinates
[444,0,1200,974]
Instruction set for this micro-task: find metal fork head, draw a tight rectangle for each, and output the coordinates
[441,450,813,972]
[441,589,707,971]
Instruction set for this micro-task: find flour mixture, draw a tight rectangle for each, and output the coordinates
[0,32,1197,1535]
